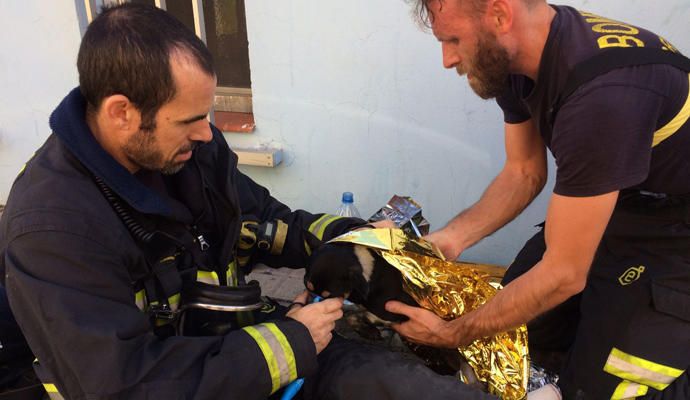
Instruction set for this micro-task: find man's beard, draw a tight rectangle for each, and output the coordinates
[457,29,511,99]
[123,130,194,175]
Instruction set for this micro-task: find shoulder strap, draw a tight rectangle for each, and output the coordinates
[551,48,690,122]
[92,174,190,314]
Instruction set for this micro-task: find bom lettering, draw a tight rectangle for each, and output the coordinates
[580,11,645,49]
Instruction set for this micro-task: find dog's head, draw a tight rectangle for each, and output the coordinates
[304,233,416,322]
[304,241,372,304]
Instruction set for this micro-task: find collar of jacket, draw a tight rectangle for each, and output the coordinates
[49,87,177,217]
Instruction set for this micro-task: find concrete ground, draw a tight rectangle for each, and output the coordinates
[246,264,306,303]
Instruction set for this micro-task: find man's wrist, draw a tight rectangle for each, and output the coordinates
[439,224,469,259]
[447,316,475,348]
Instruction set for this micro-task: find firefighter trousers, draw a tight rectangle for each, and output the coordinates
[296,334,496,400]
[503,192,690,399]
[262,305,495,400]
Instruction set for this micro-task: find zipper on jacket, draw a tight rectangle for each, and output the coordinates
[190,225,210,252]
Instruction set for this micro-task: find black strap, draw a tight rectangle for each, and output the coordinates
[551,47,690,122]
[0,384,45,400]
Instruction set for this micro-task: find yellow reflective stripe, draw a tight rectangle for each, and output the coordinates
[271,220,288,255]
[243,325,282,394]
[43,384,58,393]
[168,293,180,311]
[160,255,176,263]
[18,151,37,177]
[652,73,690,147]
[197,270,219,285]
[303,241,312,256]
[611,380,649,399]
[135,289,147,311]
[605,362,672,391]
[43,383,66,400]
[253,323,294,390]
[264,323,298,383]
[308,214,343,240]
[308,214,329,232]
[604,348,684,391]
[227,261,238,286]
[36,360,65,399]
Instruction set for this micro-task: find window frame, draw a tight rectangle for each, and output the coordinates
[78,0,253,116]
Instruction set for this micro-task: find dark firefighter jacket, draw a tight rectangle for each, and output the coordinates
[0,88,363,400]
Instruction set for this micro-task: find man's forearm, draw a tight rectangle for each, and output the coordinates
[449,257,579,346]
[444,164,545,253]
[448,192,618,346]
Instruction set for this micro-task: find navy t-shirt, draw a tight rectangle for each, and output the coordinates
[497,6,690,196]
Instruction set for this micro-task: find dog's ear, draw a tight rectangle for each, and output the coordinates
[303,230,323,254]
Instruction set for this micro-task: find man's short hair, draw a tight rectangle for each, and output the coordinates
[77,3,215,131]
[411,0,541,28]
[410,0,488,28]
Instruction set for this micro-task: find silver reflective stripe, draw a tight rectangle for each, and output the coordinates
[252,324,292,387]
[611,380,648,399]
[604,348,684,391]
[168,293,180,312]
[227,261,238,286]
[135,289,146,311]
[242,323,298,393]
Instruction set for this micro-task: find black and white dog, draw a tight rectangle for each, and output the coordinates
[304,239,417,323]
[304,236,485,388]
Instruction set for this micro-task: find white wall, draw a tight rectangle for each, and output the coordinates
[1,1,689,265]
[0,0,82,198]
[234,0,690,264]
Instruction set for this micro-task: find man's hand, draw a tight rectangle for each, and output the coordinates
[369,219,397,229]
[385,300,462,348]
[286,291,343,354]
[424,228,463,260]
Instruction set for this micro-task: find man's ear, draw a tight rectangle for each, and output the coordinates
[304,231,323,253]
[99,94,141,133]
[489,0,513,34]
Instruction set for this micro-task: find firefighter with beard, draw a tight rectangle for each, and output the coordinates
[386,1,690,398]
[0,4,498,400]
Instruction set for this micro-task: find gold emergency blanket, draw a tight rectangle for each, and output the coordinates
[329,228,529,399]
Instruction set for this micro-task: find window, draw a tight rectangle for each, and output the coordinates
[80,0,255,132]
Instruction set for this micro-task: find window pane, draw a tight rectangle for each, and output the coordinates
[129,0,156,6]
[103,0,155,6]
[203,0,251,89]
[165,0,196,36]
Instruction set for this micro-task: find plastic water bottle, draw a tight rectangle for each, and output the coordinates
[336,192,361,218]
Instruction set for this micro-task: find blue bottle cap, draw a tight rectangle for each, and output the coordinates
[341,192,354,204]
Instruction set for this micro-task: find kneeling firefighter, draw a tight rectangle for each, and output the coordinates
[0,81,365,399]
